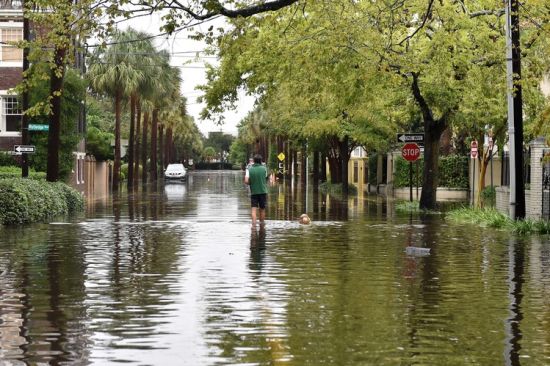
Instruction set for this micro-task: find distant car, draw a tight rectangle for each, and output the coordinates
[164,163,187,181]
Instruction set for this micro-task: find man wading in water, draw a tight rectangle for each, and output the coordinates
[245,154,268,227]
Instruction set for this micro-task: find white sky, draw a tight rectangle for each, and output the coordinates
[122,13,254,137]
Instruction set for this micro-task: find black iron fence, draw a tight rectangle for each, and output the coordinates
[500,150,531,187]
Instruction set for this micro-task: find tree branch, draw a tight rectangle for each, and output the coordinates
[154,0,300,20]
[410,72,433,124]
[398,0,434,45]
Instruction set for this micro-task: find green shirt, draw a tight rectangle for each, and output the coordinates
[248,163,268,195]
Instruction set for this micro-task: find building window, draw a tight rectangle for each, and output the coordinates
[0,27,23,62]
[353,161,358,183]
[3,96,21,132]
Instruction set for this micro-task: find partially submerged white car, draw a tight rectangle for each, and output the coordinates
[164,163,187,181]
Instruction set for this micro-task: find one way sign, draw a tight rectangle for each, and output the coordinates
[14,145,35,153]
[397,133,424,144]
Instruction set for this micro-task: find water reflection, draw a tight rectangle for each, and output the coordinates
[0,172,549,365]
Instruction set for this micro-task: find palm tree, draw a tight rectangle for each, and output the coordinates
[124,36,158,189]
[88,29,144,190]
[148,51,182,181]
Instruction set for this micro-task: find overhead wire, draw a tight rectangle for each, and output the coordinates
[86,16,221,48]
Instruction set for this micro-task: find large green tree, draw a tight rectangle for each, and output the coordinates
[88,29,145,190]
[194,0,548,208]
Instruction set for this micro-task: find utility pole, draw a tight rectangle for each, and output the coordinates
[505,0,525,219]
[21,0,30,178]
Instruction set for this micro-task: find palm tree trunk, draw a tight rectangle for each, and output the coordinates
[165,128,172,165]
[134,99,141,187]
[113,89,122,191]
[141,111,149,184]
[159,123,164,176]
[46,46,66,182]
[127,94,136,189]
[150,109,158,181]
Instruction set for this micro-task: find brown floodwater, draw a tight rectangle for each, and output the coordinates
[0,170,549,365]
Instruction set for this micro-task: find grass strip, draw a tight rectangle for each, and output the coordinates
[446,207,550,234]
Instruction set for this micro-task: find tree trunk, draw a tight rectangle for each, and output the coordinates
[150,109,158,181]
[320,152,327,182]
[476,143,494,208]
[328,156,341,183]
[313,150,319,187]
[411,73,450,210]
[340,136,349,195]
[159,124,164,176]
[113,89,122,191]
[420,133,442,209]
[439,125,453,155]
[133,99,141,187]
[46,46,66,182]
[284,140,290,179]
[141,112,149,184]
[127,94,136,189]
[165,128,172,165]
[292,149,298,180]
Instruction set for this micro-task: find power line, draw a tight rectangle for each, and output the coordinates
[90,62,208,68]
[86,16,221,48]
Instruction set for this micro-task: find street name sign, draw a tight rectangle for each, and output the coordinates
[29,124,49,131]
[402,143,421,162]
[14,145,35,154]
[397,133,424,144]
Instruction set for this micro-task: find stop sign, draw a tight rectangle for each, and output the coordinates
[402,143,421,162]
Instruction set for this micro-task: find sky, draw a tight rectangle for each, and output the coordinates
[122,13,254,137]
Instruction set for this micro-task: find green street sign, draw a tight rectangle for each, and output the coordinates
[29,124,49,131]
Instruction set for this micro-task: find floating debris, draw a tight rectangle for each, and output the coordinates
[405,246,431,257]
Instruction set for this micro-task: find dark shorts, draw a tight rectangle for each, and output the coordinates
[251,194,267,209]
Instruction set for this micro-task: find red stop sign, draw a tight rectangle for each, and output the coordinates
[402,143,421,162]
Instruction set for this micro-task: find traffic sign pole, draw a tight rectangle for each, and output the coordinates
[409,162,413,202]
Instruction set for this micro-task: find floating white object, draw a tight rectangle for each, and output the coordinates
[405,246,431,257]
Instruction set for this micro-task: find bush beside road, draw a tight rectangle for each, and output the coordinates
[0,178,84,225]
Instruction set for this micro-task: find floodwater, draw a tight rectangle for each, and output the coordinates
[0,171,549,366]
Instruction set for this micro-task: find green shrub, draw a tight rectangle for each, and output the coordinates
[438,155,469,188]
[0,178,84,225]
[446,207,550,234]
[56,182,85,212]
[319,182,358,195]
[395,200,440,214]
[0,166,46,180]
[0,152,17,167]
[393,155,468,189]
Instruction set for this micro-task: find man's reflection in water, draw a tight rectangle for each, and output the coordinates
[249,225,267,274]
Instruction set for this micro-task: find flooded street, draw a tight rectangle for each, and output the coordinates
[1,171,549,365]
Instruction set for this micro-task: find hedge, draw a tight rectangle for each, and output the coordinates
[195,162,235,170]
[0,166,47,180]
[393,155,469,189]
[0,152,17,167]
[0,178,84,225]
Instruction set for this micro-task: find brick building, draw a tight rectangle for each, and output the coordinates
[0,0,23,151]
[0,1,90,194]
